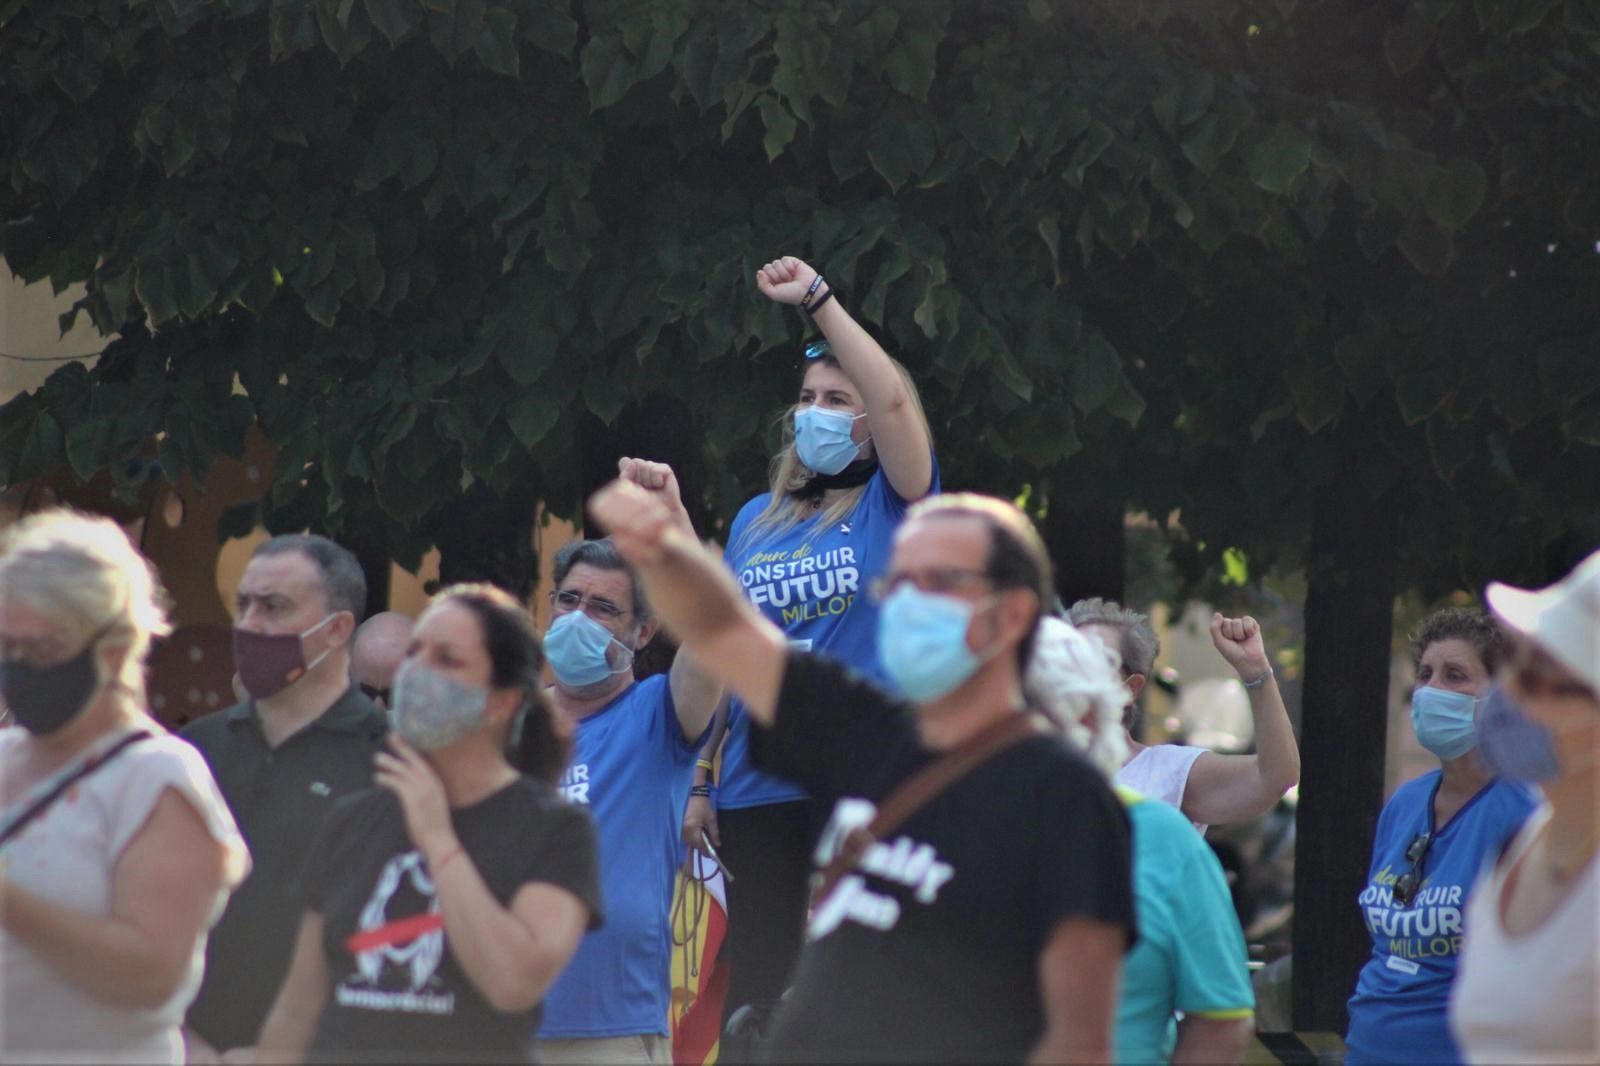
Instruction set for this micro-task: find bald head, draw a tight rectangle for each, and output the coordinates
[351,611,413,708]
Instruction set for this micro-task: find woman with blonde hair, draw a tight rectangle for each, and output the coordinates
[0,510,249,1063]
[1026,616,1255,1064]
[680,254,938,1037]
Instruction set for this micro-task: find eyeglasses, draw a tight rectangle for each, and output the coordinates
[804,339,831,360]
[1392,831,1433,907]
[868,568,993,604]
[550,589,630,622]
[358,683,392,706]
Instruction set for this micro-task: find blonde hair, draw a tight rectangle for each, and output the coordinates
[1024,616,1131,778]
[738,354,932,548]
[0,509,172,701]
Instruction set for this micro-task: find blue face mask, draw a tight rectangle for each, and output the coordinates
[878,585,988,702]
[1475,685,1561,783]
[794,405,868,475]
[544,610,632,689]
[1410,686,1480,760]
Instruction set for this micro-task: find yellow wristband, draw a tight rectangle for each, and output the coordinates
[695,759,715,772]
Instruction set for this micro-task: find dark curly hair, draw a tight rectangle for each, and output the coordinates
[430,583,569,785]
[1411,607,1509,675]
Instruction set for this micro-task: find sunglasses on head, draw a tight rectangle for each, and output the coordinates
[804,339,831,360]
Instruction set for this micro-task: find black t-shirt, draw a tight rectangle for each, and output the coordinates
[750,652,1136,1063]
[300,778,603,1064]
[180,688,388,1049]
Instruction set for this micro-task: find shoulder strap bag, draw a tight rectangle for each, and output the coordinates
[0,730,151,848]
[812,712,1043,909]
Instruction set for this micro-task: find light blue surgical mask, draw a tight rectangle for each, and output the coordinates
[390,660,489,751]
[1475,685,1560,783]
[544,610,632,688]
[878,585,989,702]
[1410,686,1480,760]
[794,405,868,475]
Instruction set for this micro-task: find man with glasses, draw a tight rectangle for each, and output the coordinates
[349,610,413,710]
[535,458,722,1066]
[587,483,1135,1063]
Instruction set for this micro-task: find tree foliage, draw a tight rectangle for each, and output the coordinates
[1,0,1597,589]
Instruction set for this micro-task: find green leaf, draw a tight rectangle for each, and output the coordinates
[1423,159,1488,232]
[12,411,64,482]
[504,395,559,447]
[1221,547,1249,586]
[1067,334,1120,415]
[756,94,797,162]
[1247,126,1312,193]
[473,7,518,76]
[955,104,1019,165]
[1064,121,1114,188]
[866,115,935,192]
[365,0,417,45]
[882,27,938,101]
[581,34,635,110]
[1284,357,1346,432]
[1396,214,1454,275]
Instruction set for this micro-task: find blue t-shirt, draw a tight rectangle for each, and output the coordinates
[717,459,938,810]
[1115,789,1254,1064]
[1344,771,1538,1064]
[538,675,710,1038]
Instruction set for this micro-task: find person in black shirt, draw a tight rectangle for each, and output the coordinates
[589,483,1135,1063]
[181,534,388,1062]
[255,584,602,1064]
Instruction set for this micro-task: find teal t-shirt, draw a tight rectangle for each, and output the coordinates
[1115,789,1255,1064]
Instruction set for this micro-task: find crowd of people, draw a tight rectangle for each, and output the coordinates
[0,255,1595,1064]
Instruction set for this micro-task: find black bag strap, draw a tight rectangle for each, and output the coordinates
[0,730,152,848]
[813,712,1043,909]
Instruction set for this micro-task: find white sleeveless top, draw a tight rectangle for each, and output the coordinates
[1449,805,1600,1063]
[0,728,250,1064]
[1115,744,1209,834]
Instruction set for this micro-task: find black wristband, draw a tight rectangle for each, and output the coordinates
[690,783,714,798]
[802,287,835,315]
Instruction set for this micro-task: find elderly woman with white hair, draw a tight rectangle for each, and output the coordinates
[1027,616,1255,1064]
[0,511,249,1064]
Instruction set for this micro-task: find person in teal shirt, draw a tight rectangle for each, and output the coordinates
[1116,789,1256,1063]
[1025,616,1255,1064]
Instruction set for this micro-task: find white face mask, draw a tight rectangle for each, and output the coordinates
[389,659,491,751]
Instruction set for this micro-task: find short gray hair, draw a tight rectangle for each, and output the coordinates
[252,534,367,619]
[1066,597,1159,677]
[551,538,648,618]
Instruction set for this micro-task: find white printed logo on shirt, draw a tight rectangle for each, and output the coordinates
[335,851,455,1015]
[808,798,956,940]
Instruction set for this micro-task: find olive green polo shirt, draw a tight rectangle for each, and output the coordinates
[180,685,388,1050]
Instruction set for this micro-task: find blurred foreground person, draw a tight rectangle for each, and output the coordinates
[1070,599,1300,833]
[593,482,1133,1063]
[1344,608,1536,1064]
[1449,552,1600,1063]
[351,611,414,710]
[182,534,387,1060]
[1027,616,1254,1064]
[256,584,601,1064]
[0,511,248,1063]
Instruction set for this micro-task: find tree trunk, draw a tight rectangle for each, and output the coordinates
[1293,474,1398,1033]
[1041,487,1126,609]
[434,481,538,601]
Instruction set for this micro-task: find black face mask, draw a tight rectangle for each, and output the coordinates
[0,633,106,736]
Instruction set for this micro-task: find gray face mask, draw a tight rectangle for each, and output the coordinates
[389,659,490,751]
